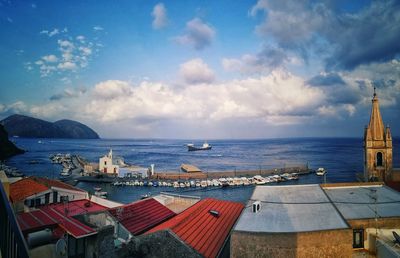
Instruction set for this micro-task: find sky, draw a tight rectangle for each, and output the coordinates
[0,0,399,139]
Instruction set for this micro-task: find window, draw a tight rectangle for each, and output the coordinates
[35,198,41,207]
[53,191,58,203]
[353,229,364,248]
[104,161,107,165]
[376,152,383,167]
[45,193,50,204]
[30,199,35,207]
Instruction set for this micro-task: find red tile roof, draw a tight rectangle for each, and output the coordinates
[10,176,85,203]
[109,198,176,235]
[32,177,84,192]
[17,199,108,238]
[147,198,244,258]
[10,178,49,202]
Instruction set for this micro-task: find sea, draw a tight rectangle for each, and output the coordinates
[5,137,400,204]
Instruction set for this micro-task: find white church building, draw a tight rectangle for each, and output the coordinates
[99,149,119,175]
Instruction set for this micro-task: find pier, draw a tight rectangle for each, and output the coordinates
[154,164,309,181]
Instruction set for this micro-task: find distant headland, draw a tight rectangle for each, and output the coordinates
[0,124,24,160]
[0,114,100,139]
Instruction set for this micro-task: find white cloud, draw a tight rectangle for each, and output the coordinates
[58,61,77,70]
[42,54,58,63]
[174,18,216,50]
[58,39,74,49]
[152,3,168,29]
[76,35,85,42]
[179,58,215,84]
[28,69,324,127]
[93,26,104,31]
[40,28,59,37]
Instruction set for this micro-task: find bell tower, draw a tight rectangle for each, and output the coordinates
[364,87,392,181]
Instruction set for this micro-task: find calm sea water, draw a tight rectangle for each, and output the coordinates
[6,138,400,204]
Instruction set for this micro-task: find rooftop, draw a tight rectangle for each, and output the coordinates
[10,178,49,202]
[17,199,108,238]
[323,185,400,220]
[234,185,349,233]
[147,198,244,258]
[108,198,176,235]
[10,176,85,203]
[31,176,85,192]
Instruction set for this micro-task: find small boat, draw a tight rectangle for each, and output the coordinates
[141,193,151,199]
[241,177,250,185]
[94,187,107,198]
[200,180,208,188]
[173,181,179,188]
[218,178,229,187]
[187,142,212,151]
[253,175,266,185]
[316,168,326,176]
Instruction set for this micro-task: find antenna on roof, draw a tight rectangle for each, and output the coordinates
[373,86,377,97]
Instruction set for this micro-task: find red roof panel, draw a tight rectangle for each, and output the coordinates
[17,199,108,238]
[10,178,49,202]
[147,198,244,258]
[45,199,108,216]
[109,198,176,235]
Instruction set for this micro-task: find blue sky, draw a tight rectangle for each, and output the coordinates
[0,0,399,139]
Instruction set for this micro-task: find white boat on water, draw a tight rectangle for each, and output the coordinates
[218,178,229,187]
[187,142,212,151]
[241,177,250,185]
[254,175,266,185]
[316,168,326,176]
[94,187,107,198]
[200,180,208,188]
[212,179,220,187]
[173,181,179,188]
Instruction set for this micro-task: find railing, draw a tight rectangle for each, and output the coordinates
[0,183,29,258]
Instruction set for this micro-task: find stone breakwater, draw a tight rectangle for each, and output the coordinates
[153,165,309,180]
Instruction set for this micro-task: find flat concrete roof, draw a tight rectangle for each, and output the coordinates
[323,185,400,220]
[234,185,349,233]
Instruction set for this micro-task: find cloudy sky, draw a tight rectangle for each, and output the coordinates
[0,0,399,139]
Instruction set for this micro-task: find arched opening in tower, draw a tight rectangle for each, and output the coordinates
[376,152,383,167]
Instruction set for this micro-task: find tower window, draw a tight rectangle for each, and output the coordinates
[377,152,383,167]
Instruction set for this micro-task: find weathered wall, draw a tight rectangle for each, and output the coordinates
[231,229,352,258]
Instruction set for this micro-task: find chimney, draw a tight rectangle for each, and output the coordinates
[252,201,261,213]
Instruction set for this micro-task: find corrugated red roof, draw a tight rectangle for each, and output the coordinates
[109,198,176,235]
[147,198,244,258]
[17,209,59,232]
[17,199,108,238]
[45,199,108,216]
[10,178,49,202]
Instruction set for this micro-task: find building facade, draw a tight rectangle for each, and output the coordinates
[364,88,392,181]
[99,149,119,175]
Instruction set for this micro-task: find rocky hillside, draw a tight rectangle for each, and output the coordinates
[0,124,24,160]
[1,114,100,139]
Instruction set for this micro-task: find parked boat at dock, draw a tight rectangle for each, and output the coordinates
[316,168,326,176]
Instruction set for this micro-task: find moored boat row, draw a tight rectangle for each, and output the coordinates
[112,173,300,188]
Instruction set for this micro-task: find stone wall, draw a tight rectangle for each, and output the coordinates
[231,229,352,258]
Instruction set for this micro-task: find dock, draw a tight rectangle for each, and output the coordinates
[180,164,202,173]
[154,165,310,181]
